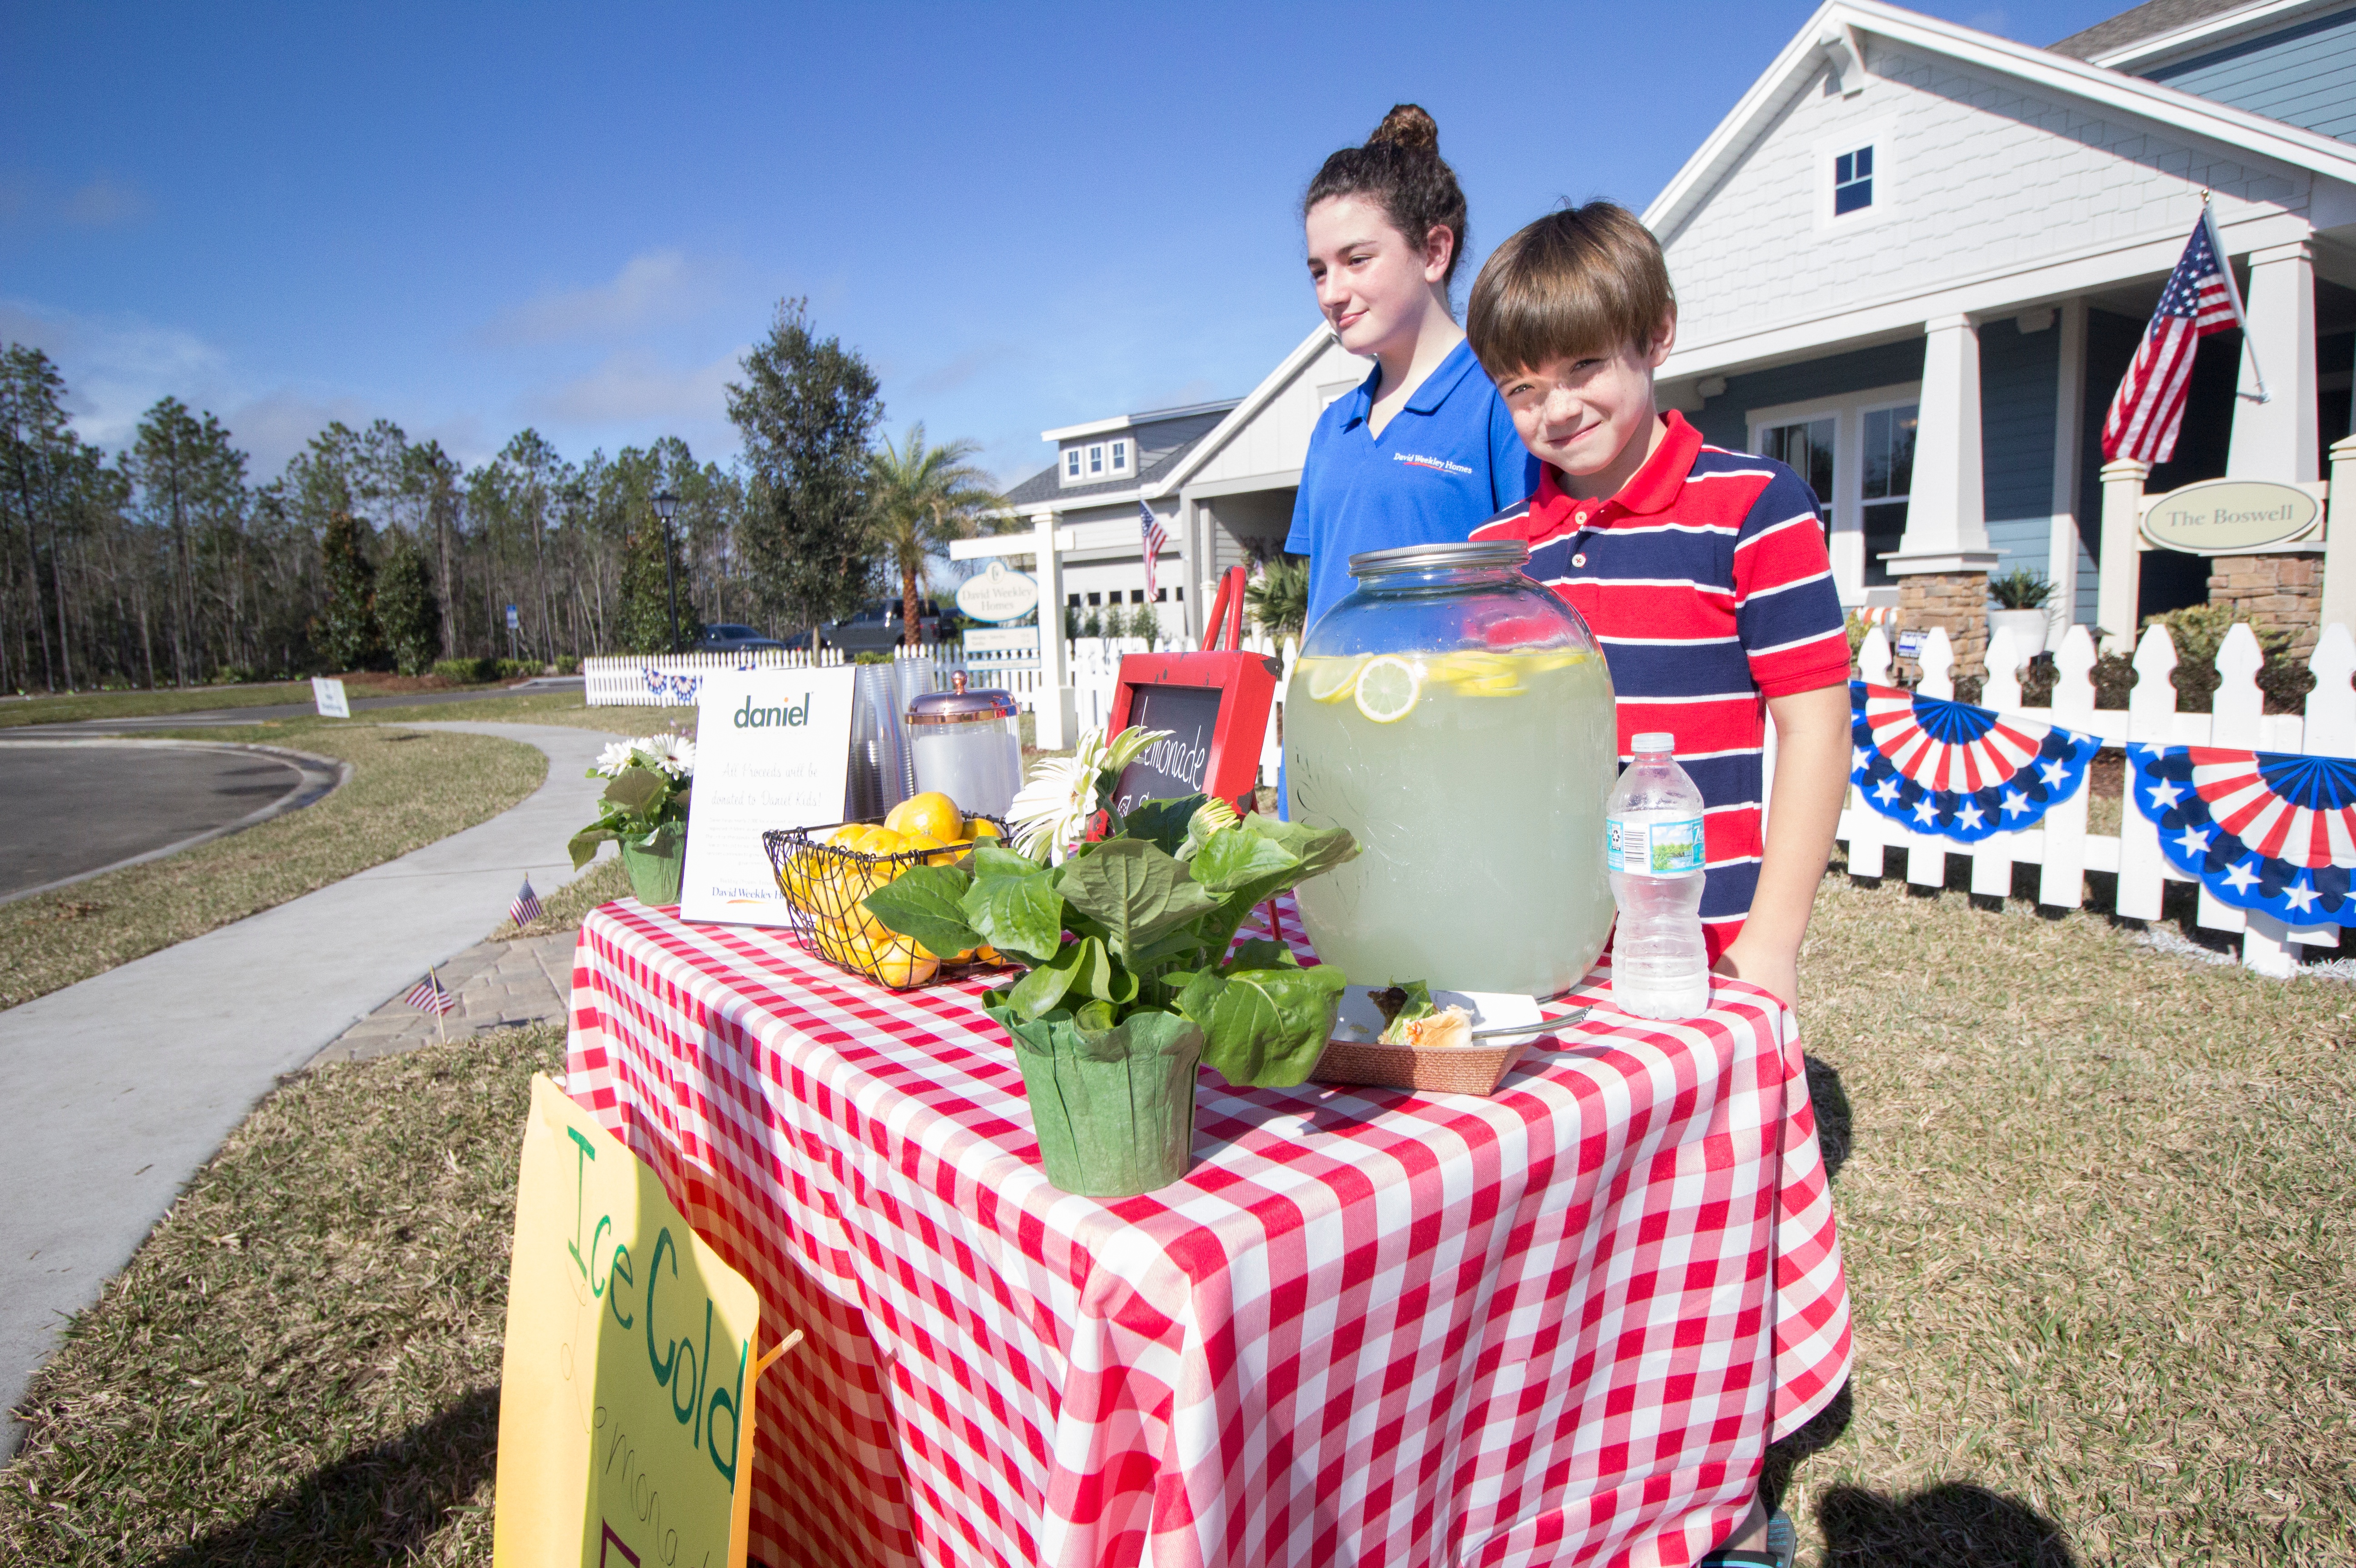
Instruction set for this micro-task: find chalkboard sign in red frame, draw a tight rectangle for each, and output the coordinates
[1105,649,1282,812]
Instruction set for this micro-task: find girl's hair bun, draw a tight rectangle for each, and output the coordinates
[1368,103,1439,155]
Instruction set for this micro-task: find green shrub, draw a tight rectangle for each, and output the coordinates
[1988,568,2053,610]
[495,658,539,680]
[555,656,580,675]
[433,657,500,684]
[2141,603,2311,715]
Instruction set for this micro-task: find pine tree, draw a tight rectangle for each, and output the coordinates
[314,511,384,671]
[616,522,697,655]
[375,534,441,674]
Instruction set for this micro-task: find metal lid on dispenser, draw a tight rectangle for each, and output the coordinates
[906,670,1018,725]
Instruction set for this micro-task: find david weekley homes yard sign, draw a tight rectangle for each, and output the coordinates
[2141,479,2321,554]
[955,559,1040,623]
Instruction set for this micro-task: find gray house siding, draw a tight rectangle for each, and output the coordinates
[1979,317,2063,593]
[1689,339,1928,454]
[2145,6,2356,144]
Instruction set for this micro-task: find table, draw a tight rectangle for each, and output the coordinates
[565,896,1851,1568]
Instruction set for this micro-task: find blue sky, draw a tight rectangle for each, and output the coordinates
[2,0,2127,489]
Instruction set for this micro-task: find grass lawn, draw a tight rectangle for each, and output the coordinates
[1,722,544,1009]
[0,1024,557,1566]
[9,864,2351,1564]
[363,690,691,736]
[0,682,319,729]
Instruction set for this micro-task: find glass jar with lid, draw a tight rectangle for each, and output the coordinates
[906,674,1023,818]
[1283,540,1617,998]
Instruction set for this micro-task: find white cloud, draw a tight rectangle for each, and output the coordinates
[527,346,744,436]
[62,176,148,228]
[482,249,726,347]
[0,296,224,447]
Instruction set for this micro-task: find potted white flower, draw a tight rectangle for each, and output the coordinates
[568,734,696,906]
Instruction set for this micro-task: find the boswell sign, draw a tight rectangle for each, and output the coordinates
[2141,478,2322,554]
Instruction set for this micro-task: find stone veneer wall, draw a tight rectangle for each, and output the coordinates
[1897,571,1989,681]
[2206,552,2322,660]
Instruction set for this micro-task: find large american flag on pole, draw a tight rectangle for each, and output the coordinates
[1138,501,1168,602]
[2101,205,2253,465]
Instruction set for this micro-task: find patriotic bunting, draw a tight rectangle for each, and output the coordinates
[1851,682,2102,843]
[2130,743,2356,927]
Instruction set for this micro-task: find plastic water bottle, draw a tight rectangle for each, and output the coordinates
[1605,732,1711,1019]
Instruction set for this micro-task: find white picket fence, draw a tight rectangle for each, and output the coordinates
[582,648,846,706]
[1839,618,2356,976]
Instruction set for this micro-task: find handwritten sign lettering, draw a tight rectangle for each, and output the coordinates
[494,1076,791,1568]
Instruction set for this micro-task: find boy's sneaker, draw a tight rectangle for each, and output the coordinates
[1765,1510,1797,1567]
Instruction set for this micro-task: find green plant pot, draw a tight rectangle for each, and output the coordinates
[620,827,686,908]
[985,1004,1203,1197]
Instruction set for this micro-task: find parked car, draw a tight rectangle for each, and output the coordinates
[818,598,948,654]
[696,623,788,654]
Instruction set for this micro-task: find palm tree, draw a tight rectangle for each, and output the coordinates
[866,424,1002,647]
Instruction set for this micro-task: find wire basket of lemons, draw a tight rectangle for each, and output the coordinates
[763,791,1012,990]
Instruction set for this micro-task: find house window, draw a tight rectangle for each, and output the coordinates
[1760,418,1835,535]
[1088,444,1104,475]
[1861,403,1917,586]
[1086,591,1102,606]
[1130,589,1145,604]
[1155,588,1168,602]
[1833,146,1873,215]
[1110,439,1130,474]
[1068,592,1081,608]
[1065,449,1081,479]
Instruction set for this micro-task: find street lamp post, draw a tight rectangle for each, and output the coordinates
[652,487,681,654]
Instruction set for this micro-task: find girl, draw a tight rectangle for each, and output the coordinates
[1283,104,1537,631]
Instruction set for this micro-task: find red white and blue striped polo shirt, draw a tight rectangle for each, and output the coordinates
[1471,410,1849,956]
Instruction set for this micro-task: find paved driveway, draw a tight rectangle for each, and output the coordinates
[0,741,339,902]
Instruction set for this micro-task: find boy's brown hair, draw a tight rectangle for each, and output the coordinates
[1467,202,1677,375]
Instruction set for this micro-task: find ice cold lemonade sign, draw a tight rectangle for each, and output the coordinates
[1111,684,1221,814]
[2141,479,2320,554]
[493,1076,792,1568]
[679,666,855,926]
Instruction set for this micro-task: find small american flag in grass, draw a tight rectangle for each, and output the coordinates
[509,877,544,929]
[404,974,459,1014]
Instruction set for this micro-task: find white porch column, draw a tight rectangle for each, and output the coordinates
[2046,300,2087,649]
[1178,494,1201,644]
[2227,240,2319,483]
[2096,458,2151,655]
[2322,434,2356,633]
[1887,315,1997,570]
[1033,509,1076,749]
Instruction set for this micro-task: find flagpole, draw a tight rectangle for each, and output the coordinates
[2203,195,2269,405]
[433,964,447,1044]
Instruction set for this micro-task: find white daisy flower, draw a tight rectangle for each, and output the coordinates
[592,740,634,777]
[654,734,695,778]
[1006,725,1170,865]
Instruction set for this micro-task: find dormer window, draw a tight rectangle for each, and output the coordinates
[1066,449,1082,479]
[1833,145,1873,215]
[1110,439,1129,474]
[1088,444,1104,475]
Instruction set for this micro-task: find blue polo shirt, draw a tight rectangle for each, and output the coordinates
[1284,336,1539,629]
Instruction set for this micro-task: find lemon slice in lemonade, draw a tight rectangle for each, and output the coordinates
[1353,655,1423,722]
[1304,654,1369,703]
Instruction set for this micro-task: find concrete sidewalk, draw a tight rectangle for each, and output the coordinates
[0,720,607,1450]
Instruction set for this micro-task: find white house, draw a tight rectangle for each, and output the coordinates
[1648,0,2356,667]
[967,0,2356,692]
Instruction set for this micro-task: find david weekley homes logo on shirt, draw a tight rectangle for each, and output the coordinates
[1393,452,1474,476]
[735,691,811,727]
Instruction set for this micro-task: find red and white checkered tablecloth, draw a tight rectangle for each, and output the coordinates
[565,895,1851,1568]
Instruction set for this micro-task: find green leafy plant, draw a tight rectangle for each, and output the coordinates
[566,734,695,868]
[1988,568,2052,610]
[864,785,1359,1089]
[1246,556,1309,640]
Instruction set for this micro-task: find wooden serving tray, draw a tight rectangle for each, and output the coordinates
[1309,987,1552,1097]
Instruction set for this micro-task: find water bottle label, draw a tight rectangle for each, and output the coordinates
[1607,815,1706,877]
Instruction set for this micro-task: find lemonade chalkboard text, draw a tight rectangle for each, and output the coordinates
[1105,650,1281,816]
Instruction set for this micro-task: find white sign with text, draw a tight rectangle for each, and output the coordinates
[679,666,857,927]
[311,676,350,718]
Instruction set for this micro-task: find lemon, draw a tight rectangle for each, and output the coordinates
[897,829,960,867]
[869,938,941,989]
[1303,654,1369,704]
[968,819,1001,841]
[1353,654,1423,723]
[886,791,964,844]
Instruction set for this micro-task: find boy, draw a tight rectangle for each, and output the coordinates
[1465,203,1853,1567]
[1466,201,1852,1015]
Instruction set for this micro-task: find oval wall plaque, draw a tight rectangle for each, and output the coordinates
[2140,479,2321,555]
[954,559,1041,623]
